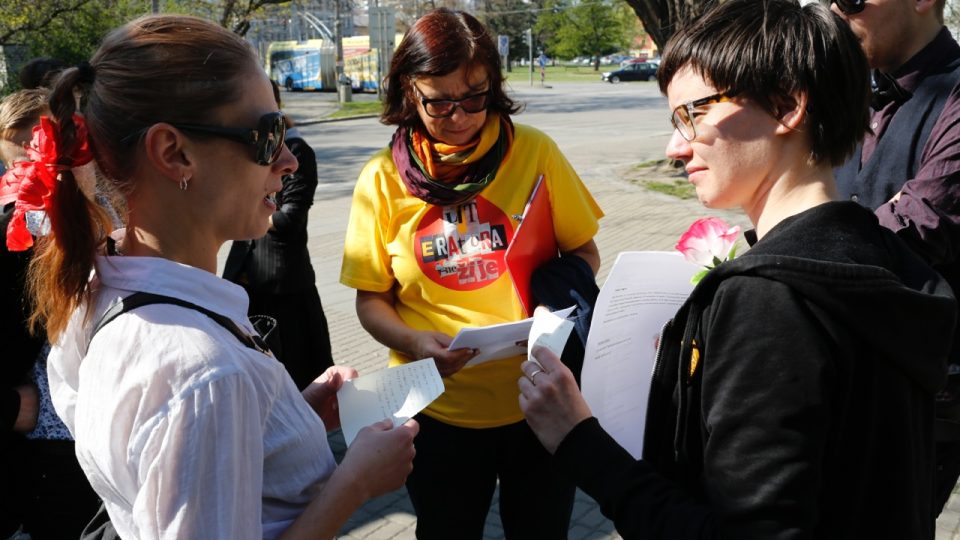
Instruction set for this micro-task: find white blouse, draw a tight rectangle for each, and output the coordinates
[48,253,337,539]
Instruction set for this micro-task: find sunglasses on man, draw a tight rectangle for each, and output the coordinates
[170,111,286,166]
[831,0,865,15]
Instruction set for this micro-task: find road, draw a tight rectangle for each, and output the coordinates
[290,81,673,190]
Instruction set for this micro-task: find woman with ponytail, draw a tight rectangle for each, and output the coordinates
[24,15,417,539]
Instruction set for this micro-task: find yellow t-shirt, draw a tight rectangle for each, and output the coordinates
[340,123,603,428]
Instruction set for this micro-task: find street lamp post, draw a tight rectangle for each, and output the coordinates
[335,0,351,103]
[526,28,533,87]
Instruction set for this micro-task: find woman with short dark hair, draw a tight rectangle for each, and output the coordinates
[341,7,603,538]
[519,1,956,538]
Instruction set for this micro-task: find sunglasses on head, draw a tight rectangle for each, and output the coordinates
[170,111,286,166]
[832,0,865,14]
[413,85,490,119]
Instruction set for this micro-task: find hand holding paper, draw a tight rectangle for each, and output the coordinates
[452,306,576,366]
[337,359,445,445]
[336,418,418,501]
[302,365,360,431]
[518,345,592,454]
[528,306,576,365]
[580,252,697,458]
[409,330,477,377]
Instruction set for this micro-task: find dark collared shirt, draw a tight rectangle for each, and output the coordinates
[865,27,960,269]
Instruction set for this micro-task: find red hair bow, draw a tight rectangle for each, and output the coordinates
[5,115,93,251]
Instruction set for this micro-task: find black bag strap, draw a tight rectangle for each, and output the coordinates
[80,503,121,540]
[91,292,271,354]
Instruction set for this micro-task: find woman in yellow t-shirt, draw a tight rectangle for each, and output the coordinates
[340,8,603,539]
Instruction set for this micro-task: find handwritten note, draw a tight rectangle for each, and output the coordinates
[337,359,445,446]
[580,252,698,458]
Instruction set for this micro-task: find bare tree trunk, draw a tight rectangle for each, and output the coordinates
[622,0,713,52]
[220,0,238,29]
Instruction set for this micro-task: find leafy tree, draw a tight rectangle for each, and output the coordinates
[621,0,713,52]
[477,0,544,69]
[0,0,97,46]
[0,0,144,90]
[18,1,144,63]
[537,0,632,70]
[0,0,325,90]
[388,0,471,33]
[215,0,298,36]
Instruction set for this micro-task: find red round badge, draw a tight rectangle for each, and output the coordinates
[414,197,514,291]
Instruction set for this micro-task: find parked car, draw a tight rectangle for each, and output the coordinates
[601,54,629,65]
[601,62,658,83]
[619,56,649,68]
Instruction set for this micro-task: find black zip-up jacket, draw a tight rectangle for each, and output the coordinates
[554,202,957,539]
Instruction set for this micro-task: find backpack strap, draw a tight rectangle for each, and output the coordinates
[91,292,271,354]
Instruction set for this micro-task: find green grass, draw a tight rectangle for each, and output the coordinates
[328,100,383,119]
[624,159,697,200]
[643,179,696,199]
[633,158,667,169]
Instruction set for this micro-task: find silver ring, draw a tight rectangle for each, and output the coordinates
[529,369,544,385]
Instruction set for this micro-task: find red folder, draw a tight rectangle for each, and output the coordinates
[505,175,558,316]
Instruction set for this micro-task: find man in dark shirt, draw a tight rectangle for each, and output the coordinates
[832,0,960,513]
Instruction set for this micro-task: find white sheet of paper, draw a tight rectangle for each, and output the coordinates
[337,358,445,446]
[453,306,576,366]
[528,307,575,364]
[580,251,698,459]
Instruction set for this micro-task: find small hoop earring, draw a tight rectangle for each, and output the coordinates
[179,176,189,191]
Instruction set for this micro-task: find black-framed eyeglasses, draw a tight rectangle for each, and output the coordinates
[413,85,490,118]
[170,111,286,166]
[670,92,736,142]
[831,0,865,15]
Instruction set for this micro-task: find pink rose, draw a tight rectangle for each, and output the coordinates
[675,217,741,283]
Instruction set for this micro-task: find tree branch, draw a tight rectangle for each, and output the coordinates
[0,0,94,45]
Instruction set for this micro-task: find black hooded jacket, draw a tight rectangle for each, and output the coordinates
[553,202,957,539]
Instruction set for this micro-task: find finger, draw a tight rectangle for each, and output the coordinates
[401,418,420,435]
[518,389,531,413]
[521,360,544,379]
[446,346,475,358]
[450,348,477,362]
[325,371,342,389]
[393,420,420,447]
[531,345,564,372]
[517,374,537,397]
[433,332,454,347]
[330,365,358,381]
[370,418,394,431]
